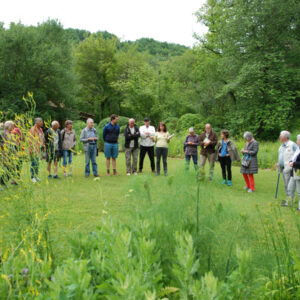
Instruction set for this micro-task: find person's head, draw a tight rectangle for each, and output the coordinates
[65,120,73,130]
[157,122,167,132]
[86,118,94,129]
[189,127,195,136]
[221,129,229,140]
[110,114,119,125]
[243,131,253,141]
[4,120,14,132]
[279,130,290,143]
[144,117,150,127]
[51,120,59,130]
[297,134,300,147]
[128,118,135,128]
[35,118,43,128]
[205,123,212,134]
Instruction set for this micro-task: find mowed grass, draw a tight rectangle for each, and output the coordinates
[1,152,299,275]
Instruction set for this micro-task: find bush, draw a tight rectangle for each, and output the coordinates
[164,117,178,133]
[176,114,204,133]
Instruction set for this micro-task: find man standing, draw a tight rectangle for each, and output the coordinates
[103,114,120,176]
[28,118,45,183]
[45,121,62,179]
[124,118,140,176]
[277,131,298,206]
[184,127,199,171]
[199,123,218,180]
[80,118,99,178]
[139,118,155,173]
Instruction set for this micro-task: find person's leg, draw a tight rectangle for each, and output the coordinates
[243,173,250,189]
[282,172,292,198]
[162,148,168,175]
[148,146,155,172]
[139,146,146,172]
[219,157,226,181]
[62,150,68,176]
[227,157,232,181]
[287,176,296,204]
[185,155,191,170]
[132,148,139,173]
[125,148,131,174]
[112,144,118,175]
[91,145,98,176]
[208,152,216,180]
[53,161,58,177]
[156,147,162,175]
[295,179,300,209]
[68,151,73,175]
[47,161,52,176]
[249,174,255,191]
[85,150,91,176]
[192,155,198,170]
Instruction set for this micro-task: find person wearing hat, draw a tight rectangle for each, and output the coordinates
[184,127,199,170]
[287,134,300,211]
[139,118,156,173]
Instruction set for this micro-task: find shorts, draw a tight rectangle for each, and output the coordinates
[46,150,60,163]
[104,142,118,159]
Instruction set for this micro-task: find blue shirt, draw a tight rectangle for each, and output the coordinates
[87,127,97,144]
[220,140,228,157]
[103,122,120,144]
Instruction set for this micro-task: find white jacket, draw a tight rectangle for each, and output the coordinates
[139,125,155,147]
[279,140,297,173]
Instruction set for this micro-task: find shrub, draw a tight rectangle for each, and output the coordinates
[176,114,204,133]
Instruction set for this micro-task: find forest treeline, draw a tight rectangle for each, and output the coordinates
[0,0,299,139]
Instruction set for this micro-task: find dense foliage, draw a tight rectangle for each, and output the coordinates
[0,0,299,139]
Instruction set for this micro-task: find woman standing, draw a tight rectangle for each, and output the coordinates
[153,122,172,176]
[61,120,77,177]
[216,130,240,186]
[240,132,259,193]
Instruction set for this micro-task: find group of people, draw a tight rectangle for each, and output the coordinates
[183,125,258,191]
[1,115,300,211]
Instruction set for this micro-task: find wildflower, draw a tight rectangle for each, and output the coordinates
[129,189,134,193]
[102,210,108,215]
[94,177,100,182]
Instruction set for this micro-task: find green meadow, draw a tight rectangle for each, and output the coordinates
[1,153,300,298]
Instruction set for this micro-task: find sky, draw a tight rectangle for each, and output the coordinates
[1,0,207,47]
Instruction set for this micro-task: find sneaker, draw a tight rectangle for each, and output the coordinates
[85,174,89,178]
[156,173,160,176]
[113,170,119,176]
[248,189,254,193]
[53,175,59,179]
[133,172,138,175]
[222,179,227,184]
[127,173,131,176]
[36,177,41,182]
[48,175,53,179]
[281,200,288,207]
[164,172,168,177]
[243,187,250,191]
[138,170,142,173]
[31,178,37,183]
[64,172,67,178]
[297,208,300,212]
[227,180,232,186]
[94,174,100,178]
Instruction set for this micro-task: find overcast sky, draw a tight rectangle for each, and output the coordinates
[1,0,207,47]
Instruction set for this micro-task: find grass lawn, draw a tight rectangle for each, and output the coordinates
[1,152,299,278]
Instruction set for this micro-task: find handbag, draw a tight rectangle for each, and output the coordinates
[241,154,252,167]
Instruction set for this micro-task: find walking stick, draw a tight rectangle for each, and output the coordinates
[275,172,280,200]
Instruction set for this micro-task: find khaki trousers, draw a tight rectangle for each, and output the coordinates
[199,152,216,179]
[125,147,139,173]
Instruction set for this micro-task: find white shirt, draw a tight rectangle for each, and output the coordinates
[139,125,155,147]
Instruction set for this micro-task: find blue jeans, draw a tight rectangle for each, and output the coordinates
[185,155,198,170]
[63,150,73,166]
[30,157,39,179]
[85,144,97,176]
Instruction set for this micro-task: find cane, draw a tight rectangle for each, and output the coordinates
[275,172,280,200]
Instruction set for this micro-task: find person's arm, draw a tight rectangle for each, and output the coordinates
[293,143,298,152]
[73,132,77,146]
[247,141,258,156]
[149,126,156,137]
[94,129,98,140]
[80,129,88,143]
[133,126,140,138]
[140,127,146,139]
[124,127,132,140]
[210,132,218,147]
[102,126,107,141]
[198,134,204,146]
